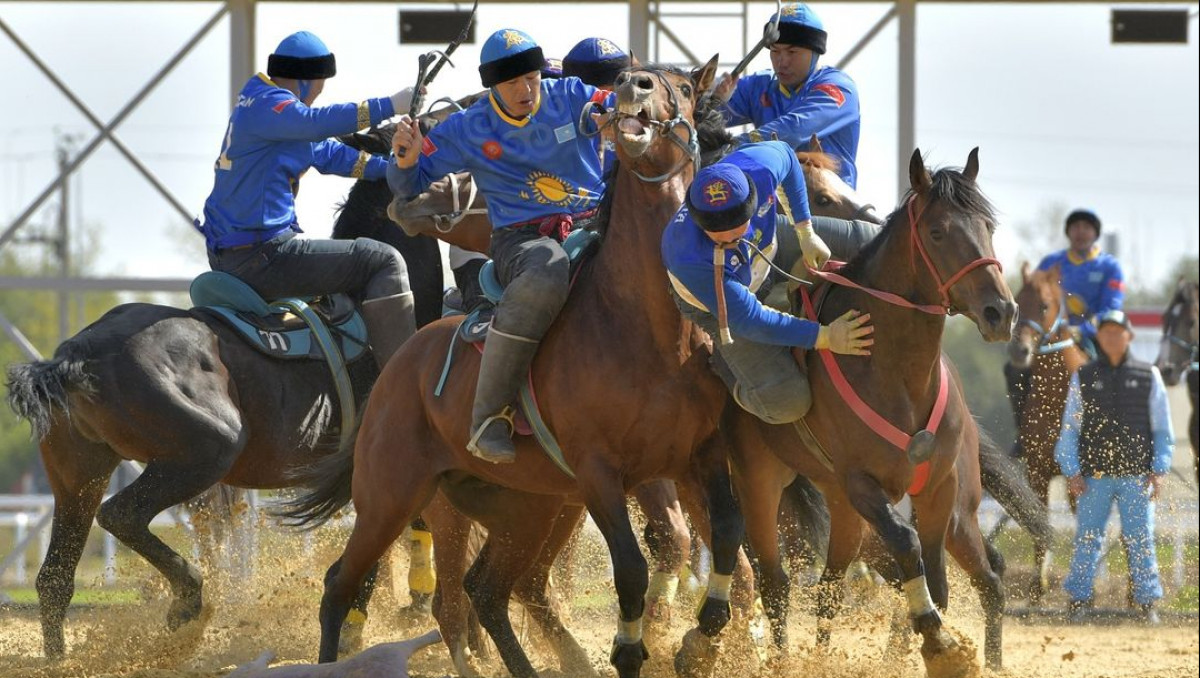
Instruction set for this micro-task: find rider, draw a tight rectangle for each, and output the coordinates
[714,2,861,189]
[1004,208,1126,456]
[197,30,418,371]
[661,140,874,427]
[389,28,615,463]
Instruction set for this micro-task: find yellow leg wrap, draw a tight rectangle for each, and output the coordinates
[345,608,367,626]
[408,529,437,595]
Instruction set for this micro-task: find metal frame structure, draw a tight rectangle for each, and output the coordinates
[0,0,1187,361]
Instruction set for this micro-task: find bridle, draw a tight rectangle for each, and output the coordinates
[807,195,1002,316]
[589,69,701,185]
[423,172,488,232]
[1160,292,1200,373]
[1016,288,1075,355]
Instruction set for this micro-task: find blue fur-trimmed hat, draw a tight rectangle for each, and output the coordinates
[687,165,758,232]
[563,37,631,88]
[267,31,337,80]
[1065,208,1102,236]
[479,29,546,87]
[769,3,828,54]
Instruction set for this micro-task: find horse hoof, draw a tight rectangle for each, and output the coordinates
[609,637,649,678]
[674,627,720,678]
[338,618,365,657]
[166,596,203,631]
[921,628,980,678]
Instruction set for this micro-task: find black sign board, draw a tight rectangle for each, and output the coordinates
[1111,9,1189,44]
[399,10,476,45]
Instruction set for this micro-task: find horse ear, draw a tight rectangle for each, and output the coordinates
[692,55,720,93]
[963,147,979,183]
[909,148,932,194]
[809,134,823,153]
[1021,260,1031,285]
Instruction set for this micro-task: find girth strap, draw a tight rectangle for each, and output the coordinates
[273,298,356,446]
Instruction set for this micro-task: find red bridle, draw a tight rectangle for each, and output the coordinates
[809,195,1002,314]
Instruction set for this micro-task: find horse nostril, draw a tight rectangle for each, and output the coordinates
[984,304,1002,328]
[635,75,654,90]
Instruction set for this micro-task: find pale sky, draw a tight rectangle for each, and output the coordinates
[2,1,1197,292]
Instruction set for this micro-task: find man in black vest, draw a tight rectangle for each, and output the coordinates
[1054,310,1175,625]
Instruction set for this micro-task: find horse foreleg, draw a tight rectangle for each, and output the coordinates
[578,463,650,678]
[512,504,597,678]
[464,502,561,678]
[728,437,793,652]
[421,493,480,675]
[36,422,120,658]
[634,480,690,622]
[1025,465,1054,606]
[844,470,961,678]
[815,489,865,648]
[946,509,1004,670]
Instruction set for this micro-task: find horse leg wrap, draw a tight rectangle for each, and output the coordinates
[902,576,937,619]
[616,616,644,645]
[705,573,733,602]
[647,571,680,604]
[408,529,437,595]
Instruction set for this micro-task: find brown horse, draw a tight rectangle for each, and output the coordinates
[726,149,1016,677]
[1155,279,1199,483]
[1006,262,1089,603]
[284,60,752,678]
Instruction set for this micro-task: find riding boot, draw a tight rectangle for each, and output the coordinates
[361,292,418,371]
[467,328,540,464]
[453,257,493,317]
[1003,362,1032,459]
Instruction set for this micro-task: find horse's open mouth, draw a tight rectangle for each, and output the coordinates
[616,101,654,144]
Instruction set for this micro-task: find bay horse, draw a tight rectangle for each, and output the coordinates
[1155,279,1199,483]
[1006,261,1088,603]
[3,178,443,659]
[725,149,1016,677]
[283,59,752,678]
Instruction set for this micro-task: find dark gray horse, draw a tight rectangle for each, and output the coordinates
[5,173,443,659]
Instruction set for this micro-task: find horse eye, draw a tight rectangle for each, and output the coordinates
[1040,303,1049,313]
[681,84,693,98]
[929,228,944,242]
[817,195,832,206]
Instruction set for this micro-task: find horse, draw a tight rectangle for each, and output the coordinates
[281,59,758,678]
[1006,261,1089,603]
[723,148,1016,677]
[1155,279,1199,484]
[3,175,444,660]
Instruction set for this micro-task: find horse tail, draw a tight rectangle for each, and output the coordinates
[5,353,95,440]
[779,475,831,560]
[978,426,1053,551]
[275,415,359,530]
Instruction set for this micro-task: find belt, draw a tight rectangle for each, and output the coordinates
[507,208,599,230]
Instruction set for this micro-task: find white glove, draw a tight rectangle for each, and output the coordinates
[794,219,831,270]
[815,309,874,355]
[390,87,416,115]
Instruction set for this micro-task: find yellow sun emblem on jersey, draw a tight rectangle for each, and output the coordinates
[597,39,620,56]
[528,172,576,205]
[503,30,528,49]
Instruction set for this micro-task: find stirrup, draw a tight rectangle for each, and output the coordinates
[467,405,517,461]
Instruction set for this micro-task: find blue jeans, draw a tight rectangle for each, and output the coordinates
[1062,475,1163,606]
[208,232,410,302]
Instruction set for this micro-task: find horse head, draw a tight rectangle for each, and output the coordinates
[611,56,718,180]
[906,147,1015,342]
[798,134,882,225]
[1007,262,1069,368]
[1156,279,1200,385]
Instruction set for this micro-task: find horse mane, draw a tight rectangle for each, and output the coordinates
[838,165,997,281]
[796,150,840,173]
[331,179,392,241]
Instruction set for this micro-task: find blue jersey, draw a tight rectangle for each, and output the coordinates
[723,66,861,188]
[661,141,819,347]
[388,77,614,229]
[1037,247,1125,338]
[199,74,394,250]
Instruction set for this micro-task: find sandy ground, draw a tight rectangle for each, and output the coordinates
[1,527,1196,678]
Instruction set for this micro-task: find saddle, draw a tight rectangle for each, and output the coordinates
[189,271,369,363]
[434,227,603,479]
[189,271,368,443]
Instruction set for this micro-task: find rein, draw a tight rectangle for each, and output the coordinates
[425,172,487,232]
